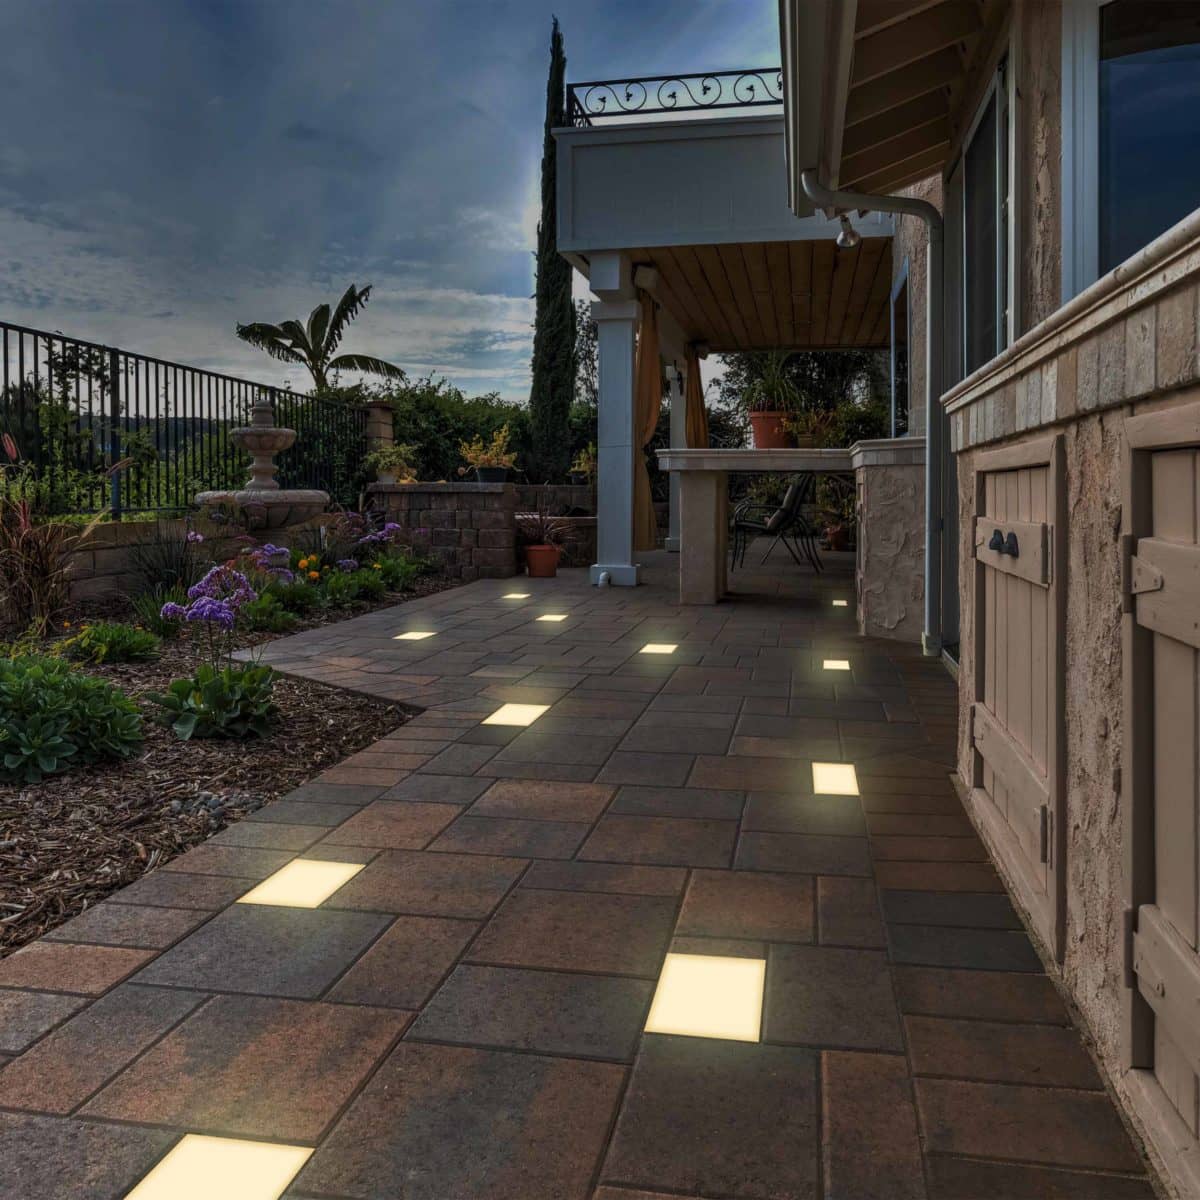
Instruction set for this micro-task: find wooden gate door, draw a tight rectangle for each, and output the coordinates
[1122,403,1200,1191]
[969,435,1066,960]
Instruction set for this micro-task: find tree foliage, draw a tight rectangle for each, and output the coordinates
[236,283,405,393]
[528,18,576,482]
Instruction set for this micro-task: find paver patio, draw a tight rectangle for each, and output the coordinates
[0,554,1159,1199]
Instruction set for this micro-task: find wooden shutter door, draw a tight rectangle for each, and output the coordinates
[1123,405,1200,1190]
[969,435,1066,959]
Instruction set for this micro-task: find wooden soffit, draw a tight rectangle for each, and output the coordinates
[632,237,892,352]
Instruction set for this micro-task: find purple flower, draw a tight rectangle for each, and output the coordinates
[160,601,187,621]
[186,530,205,543]
[187,565,257,610]
[337,558,359,573]
[184,596,235,631]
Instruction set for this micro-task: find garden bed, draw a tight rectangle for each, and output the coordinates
[0,574,460,956]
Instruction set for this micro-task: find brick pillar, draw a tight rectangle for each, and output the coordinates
[364,399,394,451]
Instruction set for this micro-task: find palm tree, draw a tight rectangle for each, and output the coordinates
[235,283,406,393]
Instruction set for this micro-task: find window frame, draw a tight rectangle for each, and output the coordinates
[889,258,910,438]
[1061,0,1104,301]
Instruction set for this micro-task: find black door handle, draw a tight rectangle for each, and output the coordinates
[1003,532,1019,558]
[988,529,1003,552]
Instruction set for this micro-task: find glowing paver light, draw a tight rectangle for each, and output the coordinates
[823,659,851,671]
[536,614,568,622]
[812,762,860,796]
[483,702,549,727]
[639,643,678,654]
[237,860,364,909]
[393,631,436,641]
[124,1134,311,1200]
[832,599,849,607]
[502,592,530,599]
[645,953,765,1042]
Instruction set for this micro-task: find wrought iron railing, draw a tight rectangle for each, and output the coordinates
[566,67,783,127]
[0,320,368,516]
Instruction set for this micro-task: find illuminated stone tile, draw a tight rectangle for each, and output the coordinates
[482,703,550,727]
[236,860,364,909]
[502,592,530,600]
[639,643,678,655]
[832,599,849,607]
[644,953,765,1042]
[812,762,860,796]
[125,1134,311,1200]
[393,631,436,641]
[536,614,568,623]
[823,659,851,671]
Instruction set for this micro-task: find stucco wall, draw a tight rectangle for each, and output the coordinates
[1017,0,1063,334]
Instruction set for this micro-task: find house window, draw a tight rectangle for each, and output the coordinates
[890,268,909,437]
[1099,2,1200,273]
[1064,0,1200,296]
[963,67,1010,375]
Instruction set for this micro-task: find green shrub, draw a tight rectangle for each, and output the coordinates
[131,585,188,638]
[0,655,143,783]
[371,551,422,591]
[63,621,161,664]
[147,663,279,740]
[348,568,386,601]
[263,578,322,614]
[240,593,298,633]
[321,570,362,608]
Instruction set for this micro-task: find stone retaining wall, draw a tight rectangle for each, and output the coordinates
[368,482,517,580]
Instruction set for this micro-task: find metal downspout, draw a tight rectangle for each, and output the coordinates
[800,169,944,656]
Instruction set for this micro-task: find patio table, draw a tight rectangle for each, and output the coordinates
[656,447,853,604]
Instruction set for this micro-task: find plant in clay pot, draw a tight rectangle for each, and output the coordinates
[783,408,838,449]
[740,351,799,449]
[516,501,574,578]
[569,442,597,485]
[365,443,418,485]
[457,425,517,482]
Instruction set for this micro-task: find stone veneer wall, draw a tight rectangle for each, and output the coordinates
[852,437,925,643]
[368,482,517,581]
[514,483,595,514]
[944,211,1200,1196]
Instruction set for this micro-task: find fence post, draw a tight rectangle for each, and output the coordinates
[107,347,122,519]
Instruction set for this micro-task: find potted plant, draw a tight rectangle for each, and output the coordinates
[365,443,418,485]
[516,501,573,578]
[458,425,517,483]
[569,442,597,486]
[743,351,799,449]
[784,408,837,449]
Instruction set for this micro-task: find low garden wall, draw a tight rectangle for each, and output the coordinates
[368,482,517,581]
[514,483,594,514]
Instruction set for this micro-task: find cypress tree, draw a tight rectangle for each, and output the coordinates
[529,16,575,482]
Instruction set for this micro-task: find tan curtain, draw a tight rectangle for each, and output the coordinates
[632,292,661,553]
[684,344,709,448]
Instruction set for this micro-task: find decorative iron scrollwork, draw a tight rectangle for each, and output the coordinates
[567,68,783,127]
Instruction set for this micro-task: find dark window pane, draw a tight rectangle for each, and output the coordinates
[891,281,909,437]
[1100,0,1200,273]
[965,93,998,374]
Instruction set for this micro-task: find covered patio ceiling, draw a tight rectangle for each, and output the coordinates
[631,236,892,352]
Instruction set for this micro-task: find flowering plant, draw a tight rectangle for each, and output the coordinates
[159,565,257,667]
[457,425,516,472]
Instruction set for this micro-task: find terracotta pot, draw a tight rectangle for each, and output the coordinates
[748,411,793,449]
[525,544,560,578]
[826,525,849,552]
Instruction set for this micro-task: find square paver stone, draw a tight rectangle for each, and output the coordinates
[469,779,614,821]
[676,870,815,943]
[110,871,256,910]
[382,775,493,804]
[520,860,687,897]
[0,1112,175,1200]
[42,903,209,949]
[429,814,590,859]
[736,831,872,876]
[319,800,462,849]
[580,814,736,869]
[469,889,676,976]
[0,941,155,996]
[328,915,479,1008]
[0,990,87,1055]
[603,1035,818,1199]
[84,994,407,1141]
[610,784,745,820]
[326,849,526,918]
[296,1042,624,1200]
[764,945,903,1052]
[133,905,390,997]
[926,1156,1156,1199]
[408,963,654,1060]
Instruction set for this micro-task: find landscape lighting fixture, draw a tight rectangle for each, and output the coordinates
[822,659,851,671]
[639,643,678,654]
[536,614,567,622]
[812,762,860,796]
[644,953,765,1042]
[483,702,549,727]
[394,631,436,641]
[123,1134,312,1200]
[236,860,364,908]
[502,593,530,599]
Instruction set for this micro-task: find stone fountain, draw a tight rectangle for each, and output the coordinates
[195,393,329,531]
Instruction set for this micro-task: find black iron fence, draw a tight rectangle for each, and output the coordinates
[566,67,783,127]
[0,321,368,516]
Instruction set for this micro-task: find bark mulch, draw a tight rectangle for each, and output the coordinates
[0,576,460,956]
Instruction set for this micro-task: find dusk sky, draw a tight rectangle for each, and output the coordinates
[0,1,779,400]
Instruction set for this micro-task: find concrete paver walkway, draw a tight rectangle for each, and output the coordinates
[0,554,1158,1198]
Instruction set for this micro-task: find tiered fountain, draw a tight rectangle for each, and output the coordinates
[196,393,329,531]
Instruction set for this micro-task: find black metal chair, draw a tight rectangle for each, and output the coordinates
[730,474,823,572]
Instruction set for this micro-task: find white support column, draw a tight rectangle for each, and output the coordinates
[665,365,684,553]
[590,296,640,586]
